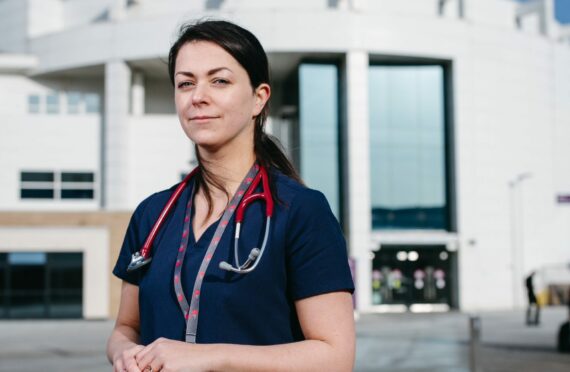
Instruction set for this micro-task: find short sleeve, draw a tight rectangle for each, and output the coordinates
[112,196,154,286]
[285,189,355,300]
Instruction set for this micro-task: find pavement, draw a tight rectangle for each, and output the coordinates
[0,307,569,371]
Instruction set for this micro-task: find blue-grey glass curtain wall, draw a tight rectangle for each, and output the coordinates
[299,63,341,219]
[369,65,448,230]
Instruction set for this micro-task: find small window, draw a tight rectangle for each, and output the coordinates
[20,189,54,199]
[21,172,54,182]
[61,172,94,183]
[46,93,60,114]
[61,172,95,200]
[84,94,100,114]
[67,92,82,114]
[20,171,96,201]
[61,189,94,199]
[20,171,55,200]
[28,95,40,114]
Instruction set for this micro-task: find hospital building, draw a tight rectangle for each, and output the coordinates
[1,0,570,319]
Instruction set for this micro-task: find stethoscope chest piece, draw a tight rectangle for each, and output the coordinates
[127,251,152,272]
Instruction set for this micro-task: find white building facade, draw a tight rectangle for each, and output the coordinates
[1,0,569,318]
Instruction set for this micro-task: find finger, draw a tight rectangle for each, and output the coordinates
[112,359,124,372]
[135,349,155,372]
[134,341,155,363]
[135,340,160,369]
[124,357,142,372]
[143,361,161,372]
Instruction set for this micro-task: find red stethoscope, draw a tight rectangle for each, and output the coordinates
[126,165,274,274]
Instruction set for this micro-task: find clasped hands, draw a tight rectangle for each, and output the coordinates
[114,338,216,372]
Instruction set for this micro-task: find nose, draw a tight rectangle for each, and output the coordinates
[191,82,209,106]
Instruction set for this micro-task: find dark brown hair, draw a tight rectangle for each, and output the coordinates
[168,20,302,217]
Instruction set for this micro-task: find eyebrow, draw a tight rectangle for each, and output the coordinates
[175,67,233,78]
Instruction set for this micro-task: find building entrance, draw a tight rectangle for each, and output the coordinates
[371,245,456,309]
[0,252,83,318]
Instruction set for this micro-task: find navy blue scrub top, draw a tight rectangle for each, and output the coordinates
[113,170,354,346]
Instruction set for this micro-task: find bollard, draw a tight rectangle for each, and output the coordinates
[469,315,482,372]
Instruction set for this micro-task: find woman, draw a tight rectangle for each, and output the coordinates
[107,20,355,372]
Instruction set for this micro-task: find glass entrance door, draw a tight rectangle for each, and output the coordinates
[0,252,83,318]
[371,245,455,308]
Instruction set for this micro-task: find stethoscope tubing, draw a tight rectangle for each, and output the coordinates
[127,165,273,274]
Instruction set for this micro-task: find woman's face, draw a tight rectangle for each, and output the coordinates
[174,41,269,153]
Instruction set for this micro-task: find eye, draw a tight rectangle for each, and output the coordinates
[212,78,230,85]
[177,81,194,89]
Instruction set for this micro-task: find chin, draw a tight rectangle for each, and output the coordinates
[191,137,225,152]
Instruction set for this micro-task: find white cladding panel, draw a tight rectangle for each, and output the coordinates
[127,115,195,207]
[27,0,63,37]
[0,75,101,211]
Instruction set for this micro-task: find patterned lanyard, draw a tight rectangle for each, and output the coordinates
[173,163,259,343]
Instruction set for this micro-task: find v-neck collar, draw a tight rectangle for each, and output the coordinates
[189,208,222,248]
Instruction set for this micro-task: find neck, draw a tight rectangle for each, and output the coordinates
[197,145,256,198]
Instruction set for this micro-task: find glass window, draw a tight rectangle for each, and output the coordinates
[61,189,94,199]
[67,92,82,114]
[28,95,40,113]
[20,189,54,199]
[299,63,341,219]
[61,172,95,199]
[20,171,55,200]
[84,93,100,114]
[21,172,54,182]
[46,93,59,114]
[61,172,94,183]
[369,65,448,230]
[20,171,95,200]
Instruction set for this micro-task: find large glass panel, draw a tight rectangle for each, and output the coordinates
[371,245,453,307]
[8,252,47,318]
[369,65,447,230]
[299,64,340,218]
[48,253,82,318]
[0,252,83,319]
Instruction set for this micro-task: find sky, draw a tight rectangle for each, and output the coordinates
[518,0,570,24]
[555,0,570,23]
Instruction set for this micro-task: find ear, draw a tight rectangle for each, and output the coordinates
[252,83,271,117]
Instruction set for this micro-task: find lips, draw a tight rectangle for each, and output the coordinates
[189,115,219,121]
